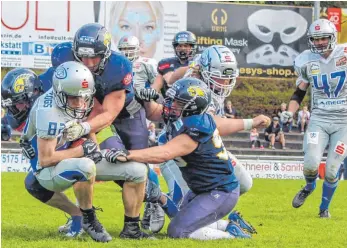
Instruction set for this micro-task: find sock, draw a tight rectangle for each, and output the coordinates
[124,215,140,223]
[80,208,95,221]
[70,216,82,232]
[304,173,318,191]
[320,180,338,210]
[188,227,234,240]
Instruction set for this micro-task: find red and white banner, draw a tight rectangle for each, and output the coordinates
[327,8,342,32]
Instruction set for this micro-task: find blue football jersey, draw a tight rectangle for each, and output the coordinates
[167,113,239,193]
[50,43,140,118]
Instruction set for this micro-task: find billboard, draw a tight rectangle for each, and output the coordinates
[187,2,313,78]
[104,1,187,61]
[1,1,103,69]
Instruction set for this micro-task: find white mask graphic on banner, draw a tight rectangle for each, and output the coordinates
[247,9,308,66]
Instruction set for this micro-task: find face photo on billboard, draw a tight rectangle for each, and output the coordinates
[246,9,308,66]
[107,1,164,58]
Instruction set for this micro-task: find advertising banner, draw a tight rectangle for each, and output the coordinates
[187,2,313,78]
[1,1,103,69]
[104,1,187,61]
[1,153,31,172]
[239,160,305,180]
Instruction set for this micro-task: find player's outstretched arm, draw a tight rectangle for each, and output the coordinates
[152,74,165,92]
[106,134,198,164]
[214,115,271,136]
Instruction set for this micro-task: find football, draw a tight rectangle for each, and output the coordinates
[70,138,87,148]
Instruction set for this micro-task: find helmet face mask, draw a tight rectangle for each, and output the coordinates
[172,31,197,61]
[53,61,96,119]
[118,35,140,62]
[199,45,238,102]
[307,19,337,54]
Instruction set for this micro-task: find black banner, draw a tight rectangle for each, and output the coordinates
[187,2,313,78]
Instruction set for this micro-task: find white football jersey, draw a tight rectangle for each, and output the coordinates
[132,56,158,91]
[22,89,78,171]
[294,44,347,123]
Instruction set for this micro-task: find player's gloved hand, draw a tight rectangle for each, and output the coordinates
[281,111,293,124]
[138,88,159,102]
[86,151,103,164]
[20,139,35,159]
[105,148,129,163]
[81,139,98,157]
[63,120,91,141]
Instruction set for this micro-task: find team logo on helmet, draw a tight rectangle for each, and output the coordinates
[55,67,67,79]
[13,75,29,93]
[103,31,112,47]
[187,86,206,98]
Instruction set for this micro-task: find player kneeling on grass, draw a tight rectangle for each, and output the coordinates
[105,78,270,240]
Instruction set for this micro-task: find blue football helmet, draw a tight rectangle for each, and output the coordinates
[1,68,43,129]
[73,23,112,74]
[172,31,197,61]
[51,42,75,67]
[163,77,211,124]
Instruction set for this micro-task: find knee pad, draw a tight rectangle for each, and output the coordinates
[25,171,54,203]
[303,169,318,178]
[77,158,96,179]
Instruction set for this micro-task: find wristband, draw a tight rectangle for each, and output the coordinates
[81,122,91,136]
[243,119,254,131]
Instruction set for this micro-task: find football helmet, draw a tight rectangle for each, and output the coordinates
[307,19,337,54]
[163,77,211,124]
[172,31,197,61]
[52,61,95,119]
[73,23,111,73]
[1,68,43,129]
[199,45,238,101]
[51,42,75,67]
[117,35,140,62]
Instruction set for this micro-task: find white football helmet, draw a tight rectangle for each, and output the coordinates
[53,61,95,119]
[307,19,337,54]
[117,35,140,62]
[199,45,239,101]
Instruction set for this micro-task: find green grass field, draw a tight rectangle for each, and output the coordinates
[2,172,347,248]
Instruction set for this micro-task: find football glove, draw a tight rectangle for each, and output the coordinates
[86,151,103,164]
[63,120,91,141]
[81,139,98,157]
[20,139,35,159]
[138,88,159,102]
[281,111,293,124]
[105,148,129,163]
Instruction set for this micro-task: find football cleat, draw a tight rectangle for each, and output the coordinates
[82,209,112,243]
[228,211,257,234]
[319,209,331,218]
[141,202,165,233]
[292,188,313,208]
[226,222,251,239]
[120,221,156,239]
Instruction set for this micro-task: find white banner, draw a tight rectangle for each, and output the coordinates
[105,1,187,61]
[1,1,187,69]
[239,160,305,180]
[1,153,31,172]
[1,1,103,69]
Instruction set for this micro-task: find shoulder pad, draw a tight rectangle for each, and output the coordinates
[180,114,215,143]
[294,49,319,68]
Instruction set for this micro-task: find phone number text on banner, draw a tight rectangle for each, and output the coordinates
[1,153,31,172]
